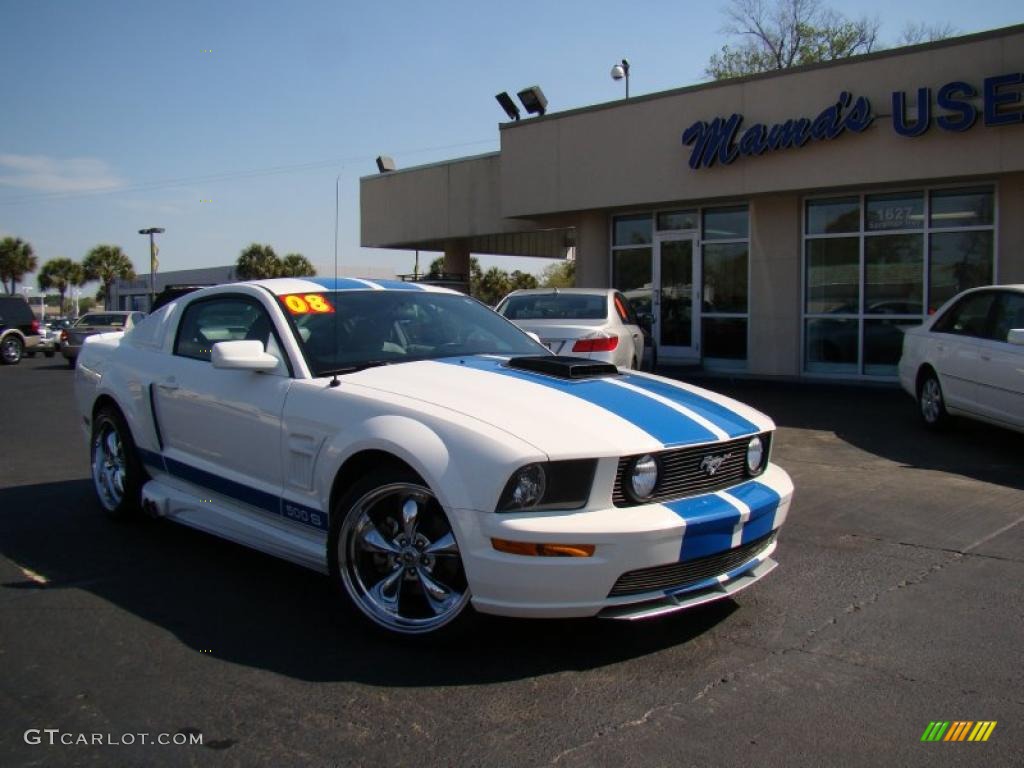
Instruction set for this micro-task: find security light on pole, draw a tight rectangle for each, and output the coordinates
[611,59,630,99]
[138,227,165,310]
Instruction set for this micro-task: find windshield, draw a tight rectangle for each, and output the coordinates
[497,293,608,321]
[281,290,547,377]
[75,314,126,327]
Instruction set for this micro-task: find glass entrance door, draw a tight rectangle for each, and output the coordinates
[656,237,700,359]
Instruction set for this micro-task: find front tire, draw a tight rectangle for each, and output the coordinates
[1,334,23,365]
[917,369,948,429]
[91,406,145,518]
[328,470,471,637]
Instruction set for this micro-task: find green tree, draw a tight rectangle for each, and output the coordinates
[539,260,575,288]
[475,266,512,307]
[279,253,316,278]
[235,243,281,280]
[82,245,135,308]
[705,0,880,80]
[0,236,38,295]
[37,257,85,314]
[508,270,539,291]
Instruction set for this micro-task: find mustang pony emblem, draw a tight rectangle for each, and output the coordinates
[700,453,732,476]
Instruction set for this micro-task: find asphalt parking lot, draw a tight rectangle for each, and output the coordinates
[1,355,1022,767]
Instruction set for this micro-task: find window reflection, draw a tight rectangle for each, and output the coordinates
[929,187,994,229]
[807,197,859,234]
[703,206,749,240]
[613,215,652,246]
[928,231,994,311]
[806,238,859,314]
[702,243,748,313]
[864,234,923,314]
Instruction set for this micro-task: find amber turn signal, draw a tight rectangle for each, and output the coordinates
[491,539,595,557]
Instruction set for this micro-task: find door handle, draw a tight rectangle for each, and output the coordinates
[157,379,179,392]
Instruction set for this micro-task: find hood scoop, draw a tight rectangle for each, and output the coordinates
[506,355,619,379]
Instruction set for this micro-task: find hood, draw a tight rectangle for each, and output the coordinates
[343,356,772,459]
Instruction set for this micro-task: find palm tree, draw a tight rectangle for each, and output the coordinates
[0,237,38,294]
[475,266,512,307]
[38,258,85,314]
[279,253,316,277]
[82,245,135,309]
[236,243,281,280]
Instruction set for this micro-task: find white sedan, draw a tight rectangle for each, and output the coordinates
[74,278,792,636]
[899,285,1024,433]
[496,288,645,369]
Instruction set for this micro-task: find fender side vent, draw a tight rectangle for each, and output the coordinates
[506,355,619,379]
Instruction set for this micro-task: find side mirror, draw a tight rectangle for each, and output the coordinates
[1008,329,1024,346]
[211,340,279,371]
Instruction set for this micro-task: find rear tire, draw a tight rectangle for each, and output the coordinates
[328,468,473,638]
[44,351,55,358]
[1,334,23,365]
[630,357,638,370]
[67,357,76,369]
[91,406,145,518]
[917,369,948,430]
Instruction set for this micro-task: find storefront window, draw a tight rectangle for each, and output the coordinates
[929,187,994,229]
[805,238,859,314]
[703,243,748,314]
[702,206,748,240]
[866,192,923,231]
[864,234,923,314]
[806,197,860,234]
[929,230,994,311]
[803,185,995,378]
[657,210,697,231]
[703,318,747,360]
[613,215,652,246]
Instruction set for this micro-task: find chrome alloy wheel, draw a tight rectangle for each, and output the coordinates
[1,335,22,364]
[92,423,127,512]
[920,377,943,424]
[338,482,469,634]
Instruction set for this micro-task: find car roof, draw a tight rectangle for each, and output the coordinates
[242,277,460,296]
[504,288,614,297]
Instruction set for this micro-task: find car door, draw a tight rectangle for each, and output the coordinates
[928,291,999,413]
[971,291,1024,428]
[153,294,293,518]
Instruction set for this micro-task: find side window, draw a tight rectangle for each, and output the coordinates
[931,292,996,338]
[614,292,638,325]
[174,298,272,362]
[990,293,1024,343]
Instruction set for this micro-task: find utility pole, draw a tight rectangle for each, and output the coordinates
[138,227,165,310]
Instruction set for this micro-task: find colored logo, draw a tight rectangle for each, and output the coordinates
[921,721,997,742]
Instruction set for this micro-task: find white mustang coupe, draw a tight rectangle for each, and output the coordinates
[75,278,793,636]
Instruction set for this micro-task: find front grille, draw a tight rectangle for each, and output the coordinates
[612,434,768,507]
[608,532,776,597]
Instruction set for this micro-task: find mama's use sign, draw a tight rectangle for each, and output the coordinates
[681,72,1023,169]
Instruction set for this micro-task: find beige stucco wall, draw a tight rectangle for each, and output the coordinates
[748,195,802,376]
[998,172,1024,284]
[498,28,1024,219]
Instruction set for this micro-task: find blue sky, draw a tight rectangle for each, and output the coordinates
[1,0,1020,291]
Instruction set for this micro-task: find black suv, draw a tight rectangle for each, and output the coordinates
[0,295,40,365]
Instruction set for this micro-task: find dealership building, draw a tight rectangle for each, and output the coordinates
[360,25,1024,380]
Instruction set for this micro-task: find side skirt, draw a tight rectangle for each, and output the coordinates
[141,478,328,574]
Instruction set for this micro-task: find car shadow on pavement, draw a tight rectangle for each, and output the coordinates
[0,479,736,685]
[683,377,1024,492]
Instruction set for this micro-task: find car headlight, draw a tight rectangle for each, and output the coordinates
[746,435,766,475]
[628,454,659,501]
[496,460,597,513]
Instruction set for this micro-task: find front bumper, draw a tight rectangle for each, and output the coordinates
[455,462,793,619]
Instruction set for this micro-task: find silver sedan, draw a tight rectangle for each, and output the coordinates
[496,288,645,369]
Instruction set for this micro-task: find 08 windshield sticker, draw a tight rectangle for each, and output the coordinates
[280,294,334,314]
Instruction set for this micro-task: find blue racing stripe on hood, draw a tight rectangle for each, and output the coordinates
[665,493,741,561]
[619,373,759,438]
[437,356,718,447]
[368,279,426,290]
[725,481,781,545]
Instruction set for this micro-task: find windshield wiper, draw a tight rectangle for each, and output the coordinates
[318,360,396,377]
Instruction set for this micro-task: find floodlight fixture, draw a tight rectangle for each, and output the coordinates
[517,85,548,117]
[376,155,396,173]
[610,59,630,99]
[495,91,521,121]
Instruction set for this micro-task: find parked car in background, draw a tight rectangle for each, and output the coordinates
[0,295,40,365]
[61,311,145,367]
[29,321,60,358]
[899,285,1024,433]
[495,288,645,370]
[73,278,792,637]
